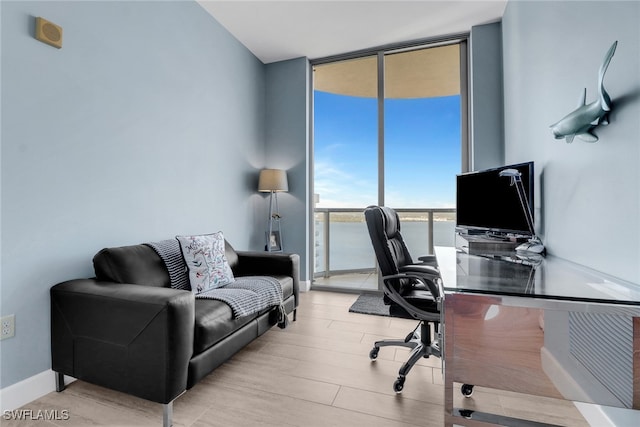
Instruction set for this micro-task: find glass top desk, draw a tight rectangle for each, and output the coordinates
[435,246,640,427]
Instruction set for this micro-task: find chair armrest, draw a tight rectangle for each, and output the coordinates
[417,255,438,265]
[399,264,440,278]
[382,273,442,322]
[51,279,195,404]
[233,251,300,305]
[397,265,444,311]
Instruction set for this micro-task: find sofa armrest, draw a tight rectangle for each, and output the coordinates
[233,251,300,307]
[51,279,195,404]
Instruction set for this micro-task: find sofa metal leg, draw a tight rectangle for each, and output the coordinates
[163,401,173,427]
[55,371,65,392]
[293,309,297,321]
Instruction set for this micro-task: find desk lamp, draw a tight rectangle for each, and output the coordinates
[498,168,545,254]
[258,169,288,251]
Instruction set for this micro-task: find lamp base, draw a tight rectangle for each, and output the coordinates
[515,237,545,255]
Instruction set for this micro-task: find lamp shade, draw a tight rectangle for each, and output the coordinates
[258,169,288,192]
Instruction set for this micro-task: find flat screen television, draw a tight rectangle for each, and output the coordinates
[456,161,534,237]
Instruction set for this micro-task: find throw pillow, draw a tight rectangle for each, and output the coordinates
[176,232,234,294]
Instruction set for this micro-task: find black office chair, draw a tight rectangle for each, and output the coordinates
[363,205,444,393]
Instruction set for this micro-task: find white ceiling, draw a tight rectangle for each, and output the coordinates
[197,1,508,64]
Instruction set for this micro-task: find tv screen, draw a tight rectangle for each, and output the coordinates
[456,162,534,236]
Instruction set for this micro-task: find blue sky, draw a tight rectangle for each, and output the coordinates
[314,91,461,208]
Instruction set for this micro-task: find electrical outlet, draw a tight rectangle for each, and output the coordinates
[1,314,15,340]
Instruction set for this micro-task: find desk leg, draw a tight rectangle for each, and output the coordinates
[444,296,455,427]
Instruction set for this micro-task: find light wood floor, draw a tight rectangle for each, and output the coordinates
[9,291,588,426]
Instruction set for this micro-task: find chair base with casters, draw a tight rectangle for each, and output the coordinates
[369,321,440,393]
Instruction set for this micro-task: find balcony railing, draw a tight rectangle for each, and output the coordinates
[313,207,456,278]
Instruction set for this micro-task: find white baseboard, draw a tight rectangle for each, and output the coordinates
[540,346,590,402]
[0,370,75,412]
[574,402,616,427]
[541,347,640,427]
[574,402,640,427]
[299,280,311,292]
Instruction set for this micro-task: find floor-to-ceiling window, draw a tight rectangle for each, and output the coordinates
[312,38,468,291]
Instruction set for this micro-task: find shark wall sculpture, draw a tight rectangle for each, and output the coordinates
[550,41,618,143]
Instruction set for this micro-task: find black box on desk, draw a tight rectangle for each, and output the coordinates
[456,233,522,255]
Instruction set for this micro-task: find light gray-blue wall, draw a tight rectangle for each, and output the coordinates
[1,1,266,388]
[502,0,640,284]
[470,22,504,171]
[264,58,311,281]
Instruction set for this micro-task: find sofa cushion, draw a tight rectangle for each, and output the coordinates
[92,239,267,292]
[193,299,253,354]
[193,275,294,354]
[93,245,170,287]
[224,241,239,271]
[222,275,290,306]
[271,275,294,302]
[177,232,234,294]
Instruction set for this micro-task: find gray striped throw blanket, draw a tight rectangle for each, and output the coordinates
[146,239,288,328]
[197,276,284,316]
[145,239,190,291]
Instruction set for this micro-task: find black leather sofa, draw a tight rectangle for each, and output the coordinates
[50,239,299,426]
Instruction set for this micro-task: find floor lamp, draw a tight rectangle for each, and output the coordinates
[258,169,288,252]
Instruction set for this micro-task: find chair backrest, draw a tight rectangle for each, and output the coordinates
[364,206,414,277]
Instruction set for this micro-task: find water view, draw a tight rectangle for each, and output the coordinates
[314,214,456,273]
